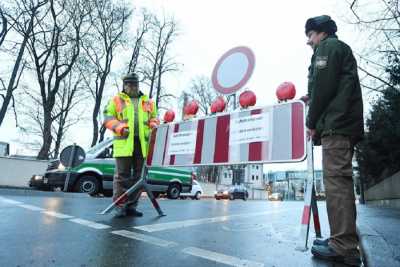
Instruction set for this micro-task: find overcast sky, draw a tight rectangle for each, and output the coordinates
[1,0,365,171]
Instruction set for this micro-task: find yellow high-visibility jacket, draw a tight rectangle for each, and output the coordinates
[103,92,157,158]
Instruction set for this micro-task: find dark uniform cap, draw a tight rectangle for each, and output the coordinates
[122,73,139,84]
[305,15,337,35]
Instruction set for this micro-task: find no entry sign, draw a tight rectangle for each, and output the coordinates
[147,101,305,167]
[211,46,255,95]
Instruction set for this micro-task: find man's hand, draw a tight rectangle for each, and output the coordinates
[307,128,316,141]
[300,95,309,105]
[122,127,129,137]
[149,118,160,129]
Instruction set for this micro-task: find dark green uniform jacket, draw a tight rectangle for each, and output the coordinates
[307,35,364,142]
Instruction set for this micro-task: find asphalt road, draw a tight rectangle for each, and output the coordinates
[0,189,349,267]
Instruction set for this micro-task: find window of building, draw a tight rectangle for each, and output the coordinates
[256,166,259,170]
[252,175,254,180]
[224,173,227,178]
[256,175,259,180]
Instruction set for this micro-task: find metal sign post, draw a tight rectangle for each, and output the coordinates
[60,144,85,192]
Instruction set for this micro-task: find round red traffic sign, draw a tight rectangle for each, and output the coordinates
[211,46,255,95]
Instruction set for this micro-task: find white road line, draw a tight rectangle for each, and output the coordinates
[134,209,294,232]
[18,204,45,211]
[0,197,23,205]
[41,210,74,219]
[69,218,111,230]
[182,247,264,267]
[111,230,178,248]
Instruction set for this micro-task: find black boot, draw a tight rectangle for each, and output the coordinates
[313,238,329,246]
[311,245,361,266]
[125,206,143,217]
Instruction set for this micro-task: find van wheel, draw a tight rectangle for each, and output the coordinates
[74,176,100,196]
[194,192,201,200]
[167,184,181,199]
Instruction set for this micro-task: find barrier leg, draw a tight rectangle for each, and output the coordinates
[311,186,321,238]
[296,138,315,251]
[99,163,165,216]
[99,179,144,215]
[144,183,166,216]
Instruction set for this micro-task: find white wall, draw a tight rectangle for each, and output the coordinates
[0,157,49,187]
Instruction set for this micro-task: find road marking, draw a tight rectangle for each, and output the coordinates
[182,247,264,267]
[18,204,45,211]
[111,230,178,248]
[0,197,23,205]
[70,218,111,230]
[41,210,74,219]
[134,209,294,232]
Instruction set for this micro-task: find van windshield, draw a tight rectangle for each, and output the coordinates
[86,140,111,155]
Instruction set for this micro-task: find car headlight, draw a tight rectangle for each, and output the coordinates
[34,175,43,180]
[58,163,65,171]
[223,191,228,195]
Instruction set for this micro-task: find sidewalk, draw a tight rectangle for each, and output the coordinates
[357,204,400,267]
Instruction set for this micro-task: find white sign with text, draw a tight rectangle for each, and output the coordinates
[229,113,269,145]
[168,130,197,155]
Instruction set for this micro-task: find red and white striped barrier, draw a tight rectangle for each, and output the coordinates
[147,101,306,167]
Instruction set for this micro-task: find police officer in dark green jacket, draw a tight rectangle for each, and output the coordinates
[304,15,363,266]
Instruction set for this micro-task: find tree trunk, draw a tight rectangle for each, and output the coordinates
[53,114,65,158]
[37,112,53,159]
[98,125,106,143]
[90,74,107,147]
[91,114,99,147]
[0,15,33,126]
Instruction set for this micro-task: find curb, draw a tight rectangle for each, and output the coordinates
[0,186,90,198]
[357,224,400,267]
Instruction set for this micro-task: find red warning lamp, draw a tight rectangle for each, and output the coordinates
[276,82,296,101]
[210,96,226,113]
[163,109,175,123]
[239,90,257,108]
[184,100,199,116]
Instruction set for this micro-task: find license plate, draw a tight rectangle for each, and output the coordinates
[43,178,48,184]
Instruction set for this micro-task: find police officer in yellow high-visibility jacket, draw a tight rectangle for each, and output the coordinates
[103,73,159,217]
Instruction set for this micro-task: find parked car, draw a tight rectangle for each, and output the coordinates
[214,188,229,200]
[29,139,194,199]
[228,186,249,201]
[214,186,249,201]
[268,192,283,201]
[179,180,203,200]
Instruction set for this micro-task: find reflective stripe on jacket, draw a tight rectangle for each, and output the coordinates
[103,92,157,158]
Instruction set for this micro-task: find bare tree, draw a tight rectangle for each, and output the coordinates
[80,0,132,147]
[0,0,47,127]
[127,8,151,74]
[23,0,90,159]
[52,70,87,158]
[347,0,400,92]
[0,5,9,48]
[180,75,232,116]
[182,76,218,116]
[140,14,180,107]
